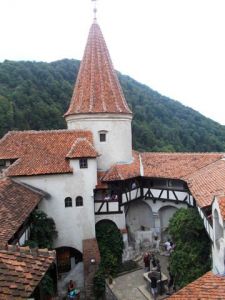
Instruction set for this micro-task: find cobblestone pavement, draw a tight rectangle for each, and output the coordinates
[109,253,170,300]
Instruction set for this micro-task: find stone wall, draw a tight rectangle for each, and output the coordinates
[83,238,101,300]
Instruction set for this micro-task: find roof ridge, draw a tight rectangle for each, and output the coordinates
[1,244,56,258]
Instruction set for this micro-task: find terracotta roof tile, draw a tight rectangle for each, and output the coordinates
[0,130,96,176]
[102,152,225,209]
[169,271,225,299]
[102,151,140,181]
[0,245,55,299]
[141,152,223,179]
[0,178,43,245]
[185,159,225,207]
[65,22,132,116]
[96,171,108,189]
[66,137,98,158]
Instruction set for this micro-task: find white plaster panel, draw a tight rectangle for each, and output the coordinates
[66,113,132,170]
[108,202,119,211]
[14,159,97,253]
[95,209,126,230]
[144,199,187,213]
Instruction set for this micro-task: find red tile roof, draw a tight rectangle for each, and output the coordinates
[185,159,225,207]
[102,151,140,181]
[66,137,98,158]
[0,130,96,176]
[96,171,108,189]
[218,196,225,220]
[169,271,225,299]
[0,178,43,244]
[100,152,225,209]
[65,22,132,116]
[141,152,223,179]
[0,245,55,299]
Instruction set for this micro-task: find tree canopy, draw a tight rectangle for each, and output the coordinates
[1,59,225,152]
[168,208,211,288]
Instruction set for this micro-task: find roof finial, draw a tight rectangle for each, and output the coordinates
[91,0,98,22]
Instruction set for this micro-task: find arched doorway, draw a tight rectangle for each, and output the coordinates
[159,205,178,241]
[56,246,82,273]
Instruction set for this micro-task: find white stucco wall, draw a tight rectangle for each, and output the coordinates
[14,158,97,253]
[95,208,126,230]
[66,113,133,170]
[212,199,225,275]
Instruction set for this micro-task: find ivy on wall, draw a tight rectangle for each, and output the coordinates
[94,220,123,299]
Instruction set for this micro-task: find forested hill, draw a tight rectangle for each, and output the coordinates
[0,59,225,152]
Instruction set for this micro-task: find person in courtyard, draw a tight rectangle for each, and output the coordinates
[67,280,80,299]
[143,252,151,272]
[151,254,157,270]
[164,239,172,252]
[166,267,175,295]
[148,273,158,300]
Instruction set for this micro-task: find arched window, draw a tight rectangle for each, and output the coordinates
[76,196,83,207]
[65,197,72,208]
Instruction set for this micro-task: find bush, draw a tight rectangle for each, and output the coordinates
[168,208,211,288]
[93,267,105,300]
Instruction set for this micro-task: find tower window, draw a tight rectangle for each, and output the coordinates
[100,133,106,142]
[76,196,83,207]
[99,130,108,142]
[79,158,88,168]
[65,197,72,207]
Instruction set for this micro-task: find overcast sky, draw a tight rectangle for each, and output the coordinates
[0,0,225,124]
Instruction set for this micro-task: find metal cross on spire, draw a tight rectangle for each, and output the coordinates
[91,0,98,22]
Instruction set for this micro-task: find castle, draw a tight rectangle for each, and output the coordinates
[0,15,225,299]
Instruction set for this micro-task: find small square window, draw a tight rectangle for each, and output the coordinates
[79,158,88,168]
[100,133,106,142]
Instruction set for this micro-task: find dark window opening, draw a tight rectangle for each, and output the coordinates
[65,197,72,207]
[76,196,83,207]
[100,133,106,142]
[79,158,88,168]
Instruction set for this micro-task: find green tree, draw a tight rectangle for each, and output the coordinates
[25,210,57,249]
[168,208,211,288]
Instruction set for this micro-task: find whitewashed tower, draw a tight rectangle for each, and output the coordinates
[64,8,133,171]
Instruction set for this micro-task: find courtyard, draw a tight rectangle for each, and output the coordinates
[109,252,171,300]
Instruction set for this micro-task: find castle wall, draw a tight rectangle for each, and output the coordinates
[212,198,225,275]
[66,113,133,171]
[14,158,97,253]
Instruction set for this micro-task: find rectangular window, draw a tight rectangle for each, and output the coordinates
[100,133,106,142]
[79,158,88,169]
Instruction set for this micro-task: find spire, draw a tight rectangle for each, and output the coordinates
[65,22,132,116]
[92,0,97,23]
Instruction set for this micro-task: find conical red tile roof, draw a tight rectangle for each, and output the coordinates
[65,22,132,116]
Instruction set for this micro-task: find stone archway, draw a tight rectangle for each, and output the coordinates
[158,205,178,241]
[56,246,83,273]
[56,246,84,298]
[126,200,154,245]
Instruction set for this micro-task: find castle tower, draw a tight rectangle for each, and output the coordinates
[64,20,133,171]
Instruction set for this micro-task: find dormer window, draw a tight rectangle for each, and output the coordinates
[79,158,88,169]
[99,130,108,142]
